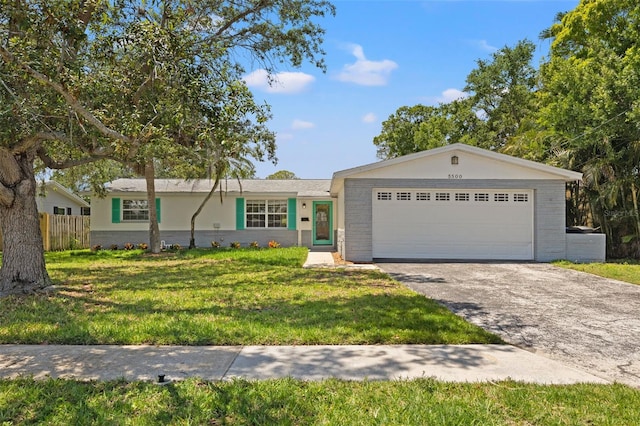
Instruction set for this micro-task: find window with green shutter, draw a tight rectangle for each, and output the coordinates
[112,198,161,223]
[287,198,296,230]
[236,198,245,230]
[111,198,121,223]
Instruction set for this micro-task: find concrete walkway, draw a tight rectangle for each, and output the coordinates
[303,250,378,270]
[0,344,608,384]
[302,251,335,268]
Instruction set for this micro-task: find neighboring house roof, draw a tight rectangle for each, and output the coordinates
[40,181,90,207]
[105,179,332,198]
[330,143,583,195]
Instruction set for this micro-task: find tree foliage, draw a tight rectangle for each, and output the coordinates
[464,40,538,150]
[267,170,299,179]
[374,40,537,160]
[539,0,640,257]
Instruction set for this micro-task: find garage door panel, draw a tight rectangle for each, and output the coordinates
[372,189,533,260]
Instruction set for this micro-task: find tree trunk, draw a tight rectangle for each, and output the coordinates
[143,162,161,254]
[189,174,221,249]
[0,150,52,297]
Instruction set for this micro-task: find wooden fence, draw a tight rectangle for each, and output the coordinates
[0,213,90,252]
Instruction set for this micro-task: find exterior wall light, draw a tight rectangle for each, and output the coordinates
[302,202,306,209]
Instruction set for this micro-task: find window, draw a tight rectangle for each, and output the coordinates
[53,206,66,215]
[122,199,149,221]
[435,192,450,201]
[514,193,529,202]
[246,200,287,228]
[416,192,430,201]
[396,192,411,201]
[455,193,469,201]
[377,191,392,201]
[475,193,489,202]
[67,207,72,215]
[494,193,509,202]
[81,207,91,216]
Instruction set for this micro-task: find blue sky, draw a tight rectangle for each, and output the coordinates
[244,0,579,179]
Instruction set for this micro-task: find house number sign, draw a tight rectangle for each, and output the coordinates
[448,174,463,179]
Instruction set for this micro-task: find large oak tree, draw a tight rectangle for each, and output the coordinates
[0,0,334,297]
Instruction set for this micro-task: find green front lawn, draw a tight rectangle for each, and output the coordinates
[0,247,500,345]
[554,260,640,285]
[1,377,638,425]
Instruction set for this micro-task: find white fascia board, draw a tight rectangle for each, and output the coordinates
[330,143,582,186]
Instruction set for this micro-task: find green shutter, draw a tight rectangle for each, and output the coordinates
[236,197,245,230]
[111,198,121,223]
[155,198,161,224]
[287,198,297,230]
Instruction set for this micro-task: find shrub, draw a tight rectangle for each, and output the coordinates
[91,244,102,252]
[110,244,119,250]
[268,240,281,248]
[230,241,241,249]
[211,241,220,248]
[249,241,260,248]
[137,243,148,250]
[123,242,135,250]
[171,243,182,251]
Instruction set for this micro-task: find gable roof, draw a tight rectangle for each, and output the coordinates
[105,179,331,198]
[41,181,90,207]
[330,143,583,194]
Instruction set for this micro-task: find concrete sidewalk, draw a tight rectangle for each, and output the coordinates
[0,344,608,385]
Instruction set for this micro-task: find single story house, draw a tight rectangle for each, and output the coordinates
[90,144,605,262]
[90,179,334,249]
[38,181,91,216]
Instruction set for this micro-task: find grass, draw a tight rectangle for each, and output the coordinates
[0,247,501,345]
[554,259,640,285]
[3,249,640,424]
[1,377,638,425]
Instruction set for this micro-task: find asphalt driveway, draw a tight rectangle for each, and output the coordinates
[379,262,640,388]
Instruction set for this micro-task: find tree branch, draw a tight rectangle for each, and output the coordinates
[214,0,269,38]
[37,151,109,170]
[0,148,22,186]
[37,146,112,170]
[0,45,133,144]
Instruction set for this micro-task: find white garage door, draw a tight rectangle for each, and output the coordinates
[372,189,534,260]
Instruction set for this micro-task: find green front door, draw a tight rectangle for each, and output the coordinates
[312,201,333,245]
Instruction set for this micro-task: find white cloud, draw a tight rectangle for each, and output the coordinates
[291,119,315,130]
[438,88,468,103]
[276,132,294,141]
[470,39,498,53]
[362,113,377,123]
[244,69,315,94]
[336,44,398,86]
[421,88,469,105]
